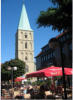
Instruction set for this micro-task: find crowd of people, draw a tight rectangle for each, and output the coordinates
[14,84,56,99]
[1,83,63,99]
[1,80,72,99]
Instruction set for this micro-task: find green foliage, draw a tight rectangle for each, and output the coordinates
[37,0,72,33]
[31,80,43,86]
[1,59,25,81]
[32,79,52,87]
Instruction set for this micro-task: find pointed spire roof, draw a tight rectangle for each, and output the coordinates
[18,3,32,31]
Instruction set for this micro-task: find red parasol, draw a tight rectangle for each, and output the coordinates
[14,77,26,82]
[16,77,26,80]
[15,79,21,82]
[26,66,73,78]
[64,67,73,75]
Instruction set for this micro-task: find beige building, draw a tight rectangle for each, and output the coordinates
[15,3,35,75]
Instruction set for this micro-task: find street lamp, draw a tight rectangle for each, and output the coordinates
[7,66,17,98]
[8,66,17,88]
[49,38,67,99]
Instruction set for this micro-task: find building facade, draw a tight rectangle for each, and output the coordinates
[15,3,35,74]
[35,31,72,70]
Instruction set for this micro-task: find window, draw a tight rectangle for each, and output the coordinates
[46,55,47,60]
[41,57,43,62]
[26,52,27,55]
[53,51,55,57]
[66,34,69,39]
[30,53,33,60]
[25,35,27,38]
[21,52,23,54]
[50,53,53,58]
[69,43,72,50]
[44,56,46,61]
[51,52,53,57]
[60,37,63,42]
[25,33,27,38]
[25,65,29,72]
[62,47,65,53]
[25,42,27,48]
[30,42,32,49]
[62,36,65,41]
[30,33,31,35]
[44,56,45,61]
[30,33,32,38]
[48,54,50,59]
[21,32,23,34]
[25,56,28,60]
[21,41,23,44]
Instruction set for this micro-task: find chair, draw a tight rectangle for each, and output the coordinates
[45,91,52,96]
[14,91,20,97]
[24,93,31,99]
[45,91,54,99]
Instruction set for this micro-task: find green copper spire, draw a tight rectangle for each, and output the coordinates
[18,3,32,31]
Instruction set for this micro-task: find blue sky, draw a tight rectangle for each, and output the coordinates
[1,0,60,63]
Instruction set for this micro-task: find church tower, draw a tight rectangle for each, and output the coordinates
[15,3,35,74]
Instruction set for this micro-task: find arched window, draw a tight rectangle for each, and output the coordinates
[25,42,27,48]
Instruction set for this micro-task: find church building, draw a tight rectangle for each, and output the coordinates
[15,3,35,75]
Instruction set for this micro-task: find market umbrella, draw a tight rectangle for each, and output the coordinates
[45,67,73,76]
[64,67,73,75]
[14,77,26,82]
[15,79,21,82]
[26,66,73,78]
[16,77,26,80]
